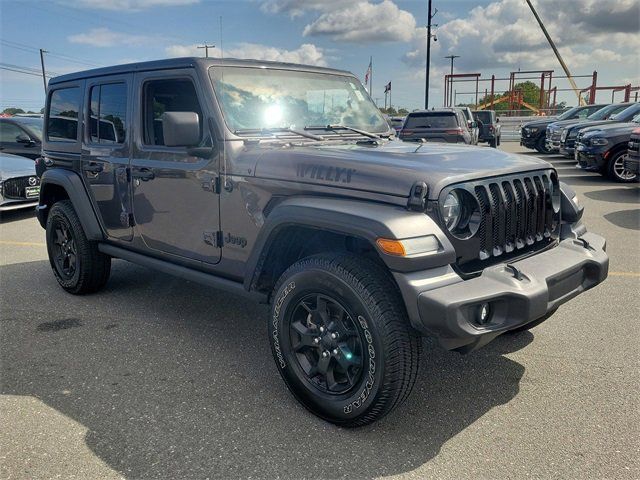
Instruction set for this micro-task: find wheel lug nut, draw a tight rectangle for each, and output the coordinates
[314,337,320,344]
[332,348,339,355]
[319,326,325,333]
[330,332,338,339]
[322,351,329,358]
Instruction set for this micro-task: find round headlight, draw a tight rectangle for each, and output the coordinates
[442,191,461,230]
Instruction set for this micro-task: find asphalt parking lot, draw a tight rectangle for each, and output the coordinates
[1,143,638,479]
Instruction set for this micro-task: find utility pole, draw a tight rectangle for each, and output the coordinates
[424,0,437,109]
[525,0,584,105]
[444,54,460,106]
[39,49,48,93]
[197,44,215,58]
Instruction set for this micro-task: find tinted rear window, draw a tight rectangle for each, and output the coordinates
[405,112,458,129]
[473,111,492,123]
[48,87,81,142]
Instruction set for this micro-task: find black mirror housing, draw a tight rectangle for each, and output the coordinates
[16,133,32,144]
[162,111,200,147]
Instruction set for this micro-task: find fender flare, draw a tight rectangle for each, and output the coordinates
[37,169,104,240]
[244,196,455,290]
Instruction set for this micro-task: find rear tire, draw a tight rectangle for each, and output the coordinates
[46,200,111,294]
[268,253,422,427]
[535,135,551,154]
[489,138,497,148]
[607,151,637,183]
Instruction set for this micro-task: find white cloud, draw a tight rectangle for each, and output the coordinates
[260,0,351,18]
[165,42,328,66]
[65,0,199,11]
[302,0,416,43]
[404,0,639,72]
[68,28,151,47]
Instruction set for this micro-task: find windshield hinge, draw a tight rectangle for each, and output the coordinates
[407,181,428,211]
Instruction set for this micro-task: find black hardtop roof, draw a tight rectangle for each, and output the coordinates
[409,108,458,116]
[49,57,354,85]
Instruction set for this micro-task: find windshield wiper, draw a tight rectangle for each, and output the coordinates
[305,124,380,139]
[234,127,324,141]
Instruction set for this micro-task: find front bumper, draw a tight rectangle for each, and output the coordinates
[520,133,539,149]
[0,199,39,212]
[545,137,561,152]
[575,146,607,171]
[624,154,640,175]
[395,232,608,352]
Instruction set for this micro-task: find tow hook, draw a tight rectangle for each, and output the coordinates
[575,237,594,251]
[505,263,524,281]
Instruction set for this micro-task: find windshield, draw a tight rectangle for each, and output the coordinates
[557,106,582,120]
[14,117,43,140]
[405,112,459,129]
[611,103,640,121]
[587,104,628,121]
[209,66,388,135]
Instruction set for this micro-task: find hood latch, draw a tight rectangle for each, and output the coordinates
[407,181,428,212]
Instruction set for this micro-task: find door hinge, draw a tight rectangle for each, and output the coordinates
[203,230,223,247]
[126,167,131,182]
[212,176,221,194]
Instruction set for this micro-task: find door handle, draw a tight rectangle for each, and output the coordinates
[133,168,155,181]
[83,162,104,174]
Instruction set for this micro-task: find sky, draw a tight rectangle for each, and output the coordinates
[1,0,639,112]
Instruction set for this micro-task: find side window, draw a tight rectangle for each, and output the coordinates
[89,83,127,144]
[143,78,202,146]
[47,87,81,142]
[0,123,23,142]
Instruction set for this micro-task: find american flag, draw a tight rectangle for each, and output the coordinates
[384,82,391,93]
[364,60,372,84]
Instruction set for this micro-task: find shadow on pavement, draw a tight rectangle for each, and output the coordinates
[1,259,530,478]
[603,209,640,230]
[0,208,37,224]
[583,187,640,204]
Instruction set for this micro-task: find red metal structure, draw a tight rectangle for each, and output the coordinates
[443,69,639,115]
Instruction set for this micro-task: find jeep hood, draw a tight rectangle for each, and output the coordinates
[250,141,551,200]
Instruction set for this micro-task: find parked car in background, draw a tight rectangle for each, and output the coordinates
[558,102,634,157]
[625,127,640,176]
[388,116,405,135]
[454,106,479,144]
[0,152,40,212]
[0,116,43,159]
[472,110,501,148]
[575,113,640,182]
[520,104,606,154]
[399,109,473,144]
[545,104,609,153]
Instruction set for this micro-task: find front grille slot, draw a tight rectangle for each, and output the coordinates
[2,176,39,199]
[451,170,559,274]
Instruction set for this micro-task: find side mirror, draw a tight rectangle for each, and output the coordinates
[496,118,500,123]
[16,133,33,144]
[161,111,200,147]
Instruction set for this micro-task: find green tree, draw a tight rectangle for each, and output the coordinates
[2,107,25,115]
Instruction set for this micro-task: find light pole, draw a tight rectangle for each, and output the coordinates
[424,0,437,109]
[444,54,460,106]
[197,44,215,58]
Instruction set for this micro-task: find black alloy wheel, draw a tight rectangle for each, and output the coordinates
[46,200,111,294]
[288,293,364,395]
[50,220,78,280]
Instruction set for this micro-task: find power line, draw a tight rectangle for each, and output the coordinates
[1,40,102,68]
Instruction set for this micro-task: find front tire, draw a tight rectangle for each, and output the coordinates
[269,253,422,427]
[535,135,551,154]
[607,151,637,183]
[46,200,111,294]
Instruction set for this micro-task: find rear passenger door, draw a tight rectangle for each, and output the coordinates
[129,69,221,264]
[82,75,133,241]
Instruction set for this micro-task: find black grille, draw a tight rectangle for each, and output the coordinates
[2,176,39,199]
[629,133,639,156]
[439,170,559,275]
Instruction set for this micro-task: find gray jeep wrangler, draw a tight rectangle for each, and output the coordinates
[36,58,608,427]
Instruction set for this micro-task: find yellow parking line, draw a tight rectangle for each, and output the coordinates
[0,240,46,247]
[609,271,640,277]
